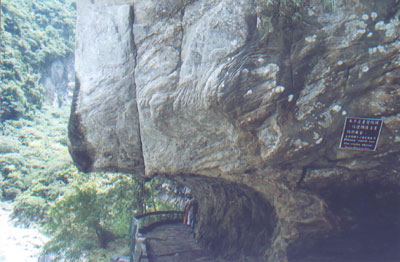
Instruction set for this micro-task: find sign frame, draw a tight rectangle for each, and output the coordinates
[339,117,383,151]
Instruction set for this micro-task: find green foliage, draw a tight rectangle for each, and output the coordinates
[42,173,134,260]
[0,105,72,203]
[0,104,182,261]
[41,174,182,261]
[145,179,180,212]
[13,194,48,224]
[0,0,76,121]
[41,173,179,260]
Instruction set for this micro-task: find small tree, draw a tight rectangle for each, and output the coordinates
[43,173,142,261]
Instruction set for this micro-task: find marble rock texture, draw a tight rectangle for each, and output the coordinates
[69,0,400,261]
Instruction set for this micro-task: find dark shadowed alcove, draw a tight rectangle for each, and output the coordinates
[288,183,400,262]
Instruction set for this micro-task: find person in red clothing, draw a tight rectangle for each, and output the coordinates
[183,197,192,226]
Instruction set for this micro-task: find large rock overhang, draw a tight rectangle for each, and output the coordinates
[69,0,400,261]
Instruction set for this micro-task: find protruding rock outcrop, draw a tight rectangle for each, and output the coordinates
[70,2,143,174]
[70,0,400,261]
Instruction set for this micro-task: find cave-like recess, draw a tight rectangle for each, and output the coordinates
[287,183,400,262]
[167,174,400,262]
[167,174,278,260]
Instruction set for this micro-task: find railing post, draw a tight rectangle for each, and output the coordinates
[129,216,138,262]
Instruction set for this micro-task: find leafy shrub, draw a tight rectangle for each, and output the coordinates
[43,173,140,260]
[2,187,21,201]
[13,194,48,225]
[0,105,72,210]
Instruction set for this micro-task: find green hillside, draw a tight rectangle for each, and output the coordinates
[0,0,75,121]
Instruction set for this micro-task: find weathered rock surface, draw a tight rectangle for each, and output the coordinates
[70,1,144,173]
[70,0,400,261]
[41,54,75,107]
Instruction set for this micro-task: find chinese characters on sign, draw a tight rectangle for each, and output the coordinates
[340,117,383,151]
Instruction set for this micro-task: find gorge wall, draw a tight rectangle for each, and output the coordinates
[41,54,75,107]
[69,0,400,261]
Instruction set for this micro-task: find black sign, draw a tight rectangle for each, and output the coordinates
[340,117,383,151]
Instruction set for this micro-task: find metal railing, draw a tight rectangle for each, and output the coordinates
[129,210,185,262]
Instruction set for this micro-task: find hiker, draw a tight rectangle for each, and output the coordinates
[189,198,198,231]
[183,197,192,226]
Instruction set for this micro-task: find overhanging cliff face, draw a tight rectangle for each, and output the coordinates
[69,0,400,261]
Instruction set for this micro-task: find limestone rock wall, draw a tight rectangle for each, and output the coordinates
[70,0,400,261]
[70,1,144,173]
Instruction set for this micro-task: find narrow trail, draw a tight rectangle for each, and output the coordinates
[144,224,217,262]
[0,202,48,262]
